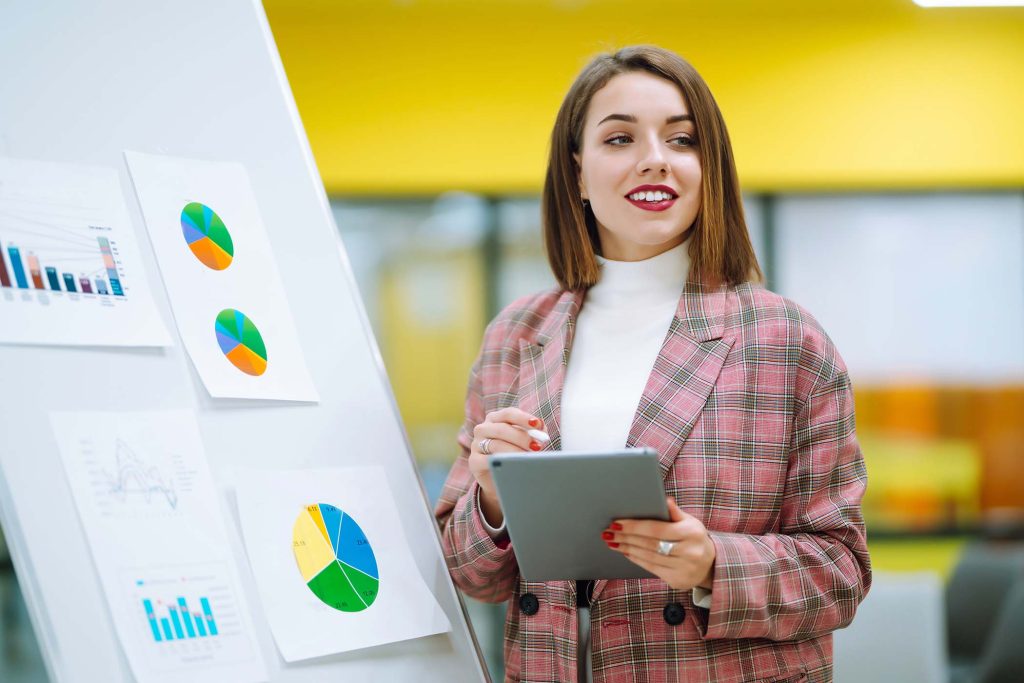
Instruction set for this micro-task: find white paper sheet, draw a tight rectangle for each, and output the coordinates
[50,410,268,683]
[0,157,172,347]
[233,467,450,661]
[124,151,318,402]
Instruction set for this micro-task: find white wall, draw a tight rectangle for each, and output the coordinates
[775,193,1024,384]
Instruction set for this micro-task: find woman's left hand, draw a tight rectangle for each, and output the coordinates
[603,497,716,591]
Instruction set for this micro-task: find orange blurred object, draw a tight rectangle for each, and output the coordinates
[856,386,1024,532]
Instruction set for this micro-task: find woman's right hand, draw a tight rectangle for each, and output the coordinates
[469,407,546,528]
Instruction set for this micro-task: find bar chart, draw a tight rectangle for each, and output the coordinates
[130,571,241,643]
[0,235,125,297]
[124,564,260,672]
[0,157,170,347]
[142,595,219,643]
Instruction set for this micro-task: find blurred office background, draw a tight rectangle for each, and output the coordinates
[3,1,1023,681]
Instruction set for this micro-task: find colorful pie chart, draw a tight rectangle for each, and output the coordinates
[215,308,268,376]
[293,504,379,612]
[181,202,234,270]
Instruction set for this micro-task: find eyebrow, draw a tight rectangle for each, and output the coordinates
[597,113,694,126]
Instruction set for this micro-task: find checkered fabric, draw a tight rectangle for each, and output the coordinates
[435,279,872,683]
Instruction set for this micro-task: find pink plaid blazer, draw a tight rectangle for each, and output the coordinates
[435,278,872,683]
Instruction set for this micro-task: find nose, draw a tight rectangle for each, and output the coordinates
[636,136,669,176]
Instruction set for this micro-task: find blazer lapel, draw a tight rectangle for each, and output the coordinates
[627,276,735,478]
[591,276,736,602]
[515,289,584,452]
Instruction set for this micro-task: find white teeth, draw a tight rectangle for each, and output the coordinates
[628,190,675,202]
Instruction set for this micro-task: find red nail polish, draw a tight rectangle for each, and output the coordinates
[611,522,623,531]
[607,542,620,548]
[529,418,539,427]
[601,531,614,540]
[530,442,541,451]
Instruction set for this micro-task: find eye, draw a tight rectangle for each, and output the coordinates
[605,134,631,146]
[670,135,695,147]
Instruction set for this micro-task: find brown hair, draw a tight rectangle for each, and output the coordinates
[542,45,763,290]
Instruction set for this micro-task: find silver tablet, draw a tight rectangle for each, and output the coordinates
[489,448,669,581]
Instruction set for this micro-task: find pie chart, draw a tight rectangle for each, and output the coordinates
[215,308,268,376]
[181,202,234,270]
[293,503,379,612]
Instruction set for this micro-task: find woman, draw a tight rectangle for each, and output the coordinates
[435,45,871,683]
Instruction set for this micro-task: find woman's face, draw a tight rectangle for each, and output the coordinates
[574,71,702,262]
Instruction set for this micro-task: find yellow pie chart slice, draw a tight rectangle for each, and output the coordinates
[292,507,335,581]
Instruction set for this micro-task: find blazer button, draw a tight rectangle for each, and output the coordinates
[519,593,540,616]
[663,602,685,626]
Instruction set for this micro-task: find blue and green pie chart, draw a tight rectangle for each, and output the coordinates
[215,308,268,376]
[181,202,234,270]
[293,504,380,612]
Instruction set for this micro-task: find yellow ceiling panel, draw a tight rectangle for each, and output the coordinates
[265,0,1024,194]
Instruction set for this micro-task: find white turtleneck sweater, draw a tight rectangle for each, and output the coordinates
[479,239,711,681]
[559,240,691,451]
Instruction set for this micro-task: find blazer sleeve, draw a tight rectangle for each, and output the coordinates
[433,339,519,603]
[695,352,872,641]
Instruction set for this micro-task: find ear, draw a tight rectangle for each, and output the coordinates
[572,152,587,199]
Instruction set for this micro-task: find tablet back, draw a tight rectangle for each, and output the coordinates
[490,449,669,581]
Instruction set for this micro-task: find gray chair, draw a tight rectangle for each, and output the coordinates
[833,571,948,683]
[973,578,1024,683]
[945,541,1024,683]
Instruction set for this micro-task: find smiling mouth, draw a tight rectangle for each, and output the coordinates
[625,190,678,202]
[625,192,677,212]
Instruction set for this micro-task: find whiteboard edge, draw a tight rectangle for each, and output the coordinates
[249,2,491,680]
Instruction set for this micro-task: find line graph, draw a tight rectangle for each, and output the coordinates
[73,433,198,520]
[102,439,180,510]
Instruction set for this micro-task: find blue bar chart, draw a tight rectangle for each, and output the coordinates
[121,563,257,673]
[0,235,126,296]
[127,565,244,658]
[142,596,220,643]
[0,156,171,347]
